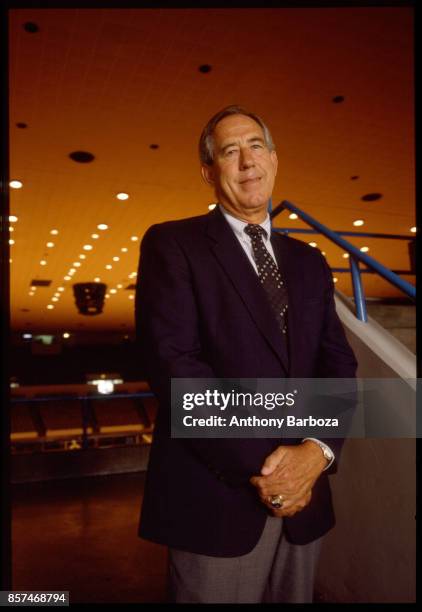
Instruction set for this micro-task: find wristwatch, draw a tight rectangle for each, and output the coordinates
[302,438,334,470]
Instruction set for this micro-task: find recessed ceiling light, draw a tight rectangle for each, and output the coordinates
[9,215,18,222]
[105,295,110,299]
[52,297,59,302]
[69,151,95,163]
[83,244,93,251]
[10,180,23,189]
[117,284,123,289]
[23,22,39,33]
[353,219,364,227]
[47,304,54,310]
[112,256,120,262]
[9,259,12,263]
[63,333,70,339]
[46,242,55,248]
[40,259,47,265]
[9,226,14,232]
[208,203,217,210]
[288,213,298,220]
[69,268,76,273]
[129,295,134,300]
[29,292,34,296]
[110,289,117,294]
[410,227,416,233]
[73,262,81,267]
[116,192,129,200]
[361,193,382,202]
[343,253,350,259]
[50,229,59,235]
[79,254,86,260]
[121,247,128,252]
[91,234,99,239]
[309,242,317,247]
[64,276,71,281]
[9,239,15,245]
[97,224,108,230]
[58,287,65,292]
[333,277,338,283]
[321,252,326,256]
[360,246,369,252]
[94,277,101,282]
[130,236,138,241]
[105,265,112,270]
[22,333,32,339]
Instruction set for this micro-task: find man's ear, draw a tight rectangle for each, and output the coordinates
[201,164,215,186]
[270,150,278,177]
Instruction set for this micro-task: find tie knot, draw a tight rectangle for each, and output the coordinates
[244,224,267,240]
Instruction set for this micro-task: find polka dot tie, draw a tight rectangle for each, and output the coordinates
[244,224,288,335]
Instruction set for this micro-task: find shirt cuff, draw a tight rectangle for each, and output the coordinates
[301,438,335,471]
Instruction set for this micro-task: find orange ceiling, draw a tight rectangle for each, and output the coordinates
[8,7,415,333]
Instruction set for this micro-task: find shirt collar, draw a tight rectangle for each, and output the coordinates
[218,204,272,241]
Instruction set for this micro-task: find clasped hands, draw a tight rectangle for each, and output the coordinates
[249,441,329,518]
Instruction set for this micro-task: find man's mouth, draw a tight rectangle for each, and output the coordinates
[240,177,262,185]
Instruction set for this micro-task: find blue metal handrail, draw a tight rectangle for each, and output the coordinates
[270,200,416,322]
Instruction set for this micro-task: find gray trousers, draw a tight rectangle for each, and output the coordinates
[168,516,323,603]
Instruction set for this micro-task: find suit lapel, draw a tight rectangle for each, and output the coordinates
[270,231,304,377]
[206,208,289,374]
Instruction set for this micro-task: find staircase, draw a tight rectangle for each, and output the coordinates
[364,302,416,354]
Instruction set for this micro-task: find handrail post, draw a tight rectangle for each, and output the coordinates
[81,398,89,450]
[350,256,367,322]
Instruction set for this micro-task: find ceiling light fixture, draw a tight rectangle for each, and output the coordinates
[105,265,112,270]
[97,224,108,230]
[353,220,364,227]
[309,242,317,247]
[9,239,15,245]
[50,229,59,235]
[46,242,55,248]
[410,227,416,233]
[40,260,47,265]
[79,254,86,260]
[121,247,128,253]
[208,203,217,210]
[91,234,99,239]
[131,236,138,241]
[116,192,129,200]
[10,180,23,189]
[112,256,120,262]
[83,244,93,251]
[360,246,369,252]
[288,213,298,220]
[9,215,18,222]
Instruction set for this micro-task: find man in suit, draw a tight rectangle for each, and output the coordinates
[135,105,357,603]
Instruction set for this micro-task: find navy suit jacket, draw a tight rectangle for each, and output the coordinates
[135,206,357,557]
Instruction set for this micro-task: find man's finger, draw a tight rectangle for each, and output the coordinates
[260,446,288,476]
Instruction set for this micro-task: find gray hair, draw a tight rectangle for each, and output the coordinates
[199,105,275,165]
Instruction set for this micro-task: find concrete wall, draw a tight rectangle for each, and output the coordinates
[315,300,416,602]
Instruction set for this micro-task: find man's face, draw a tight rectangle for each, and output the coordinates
[201,114,278,222]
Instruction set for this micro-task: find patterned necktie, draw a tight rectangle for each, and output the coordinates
[244,224,288,335]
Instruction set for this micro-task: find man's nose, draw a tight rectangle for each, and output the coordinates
[239,148,254,169]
